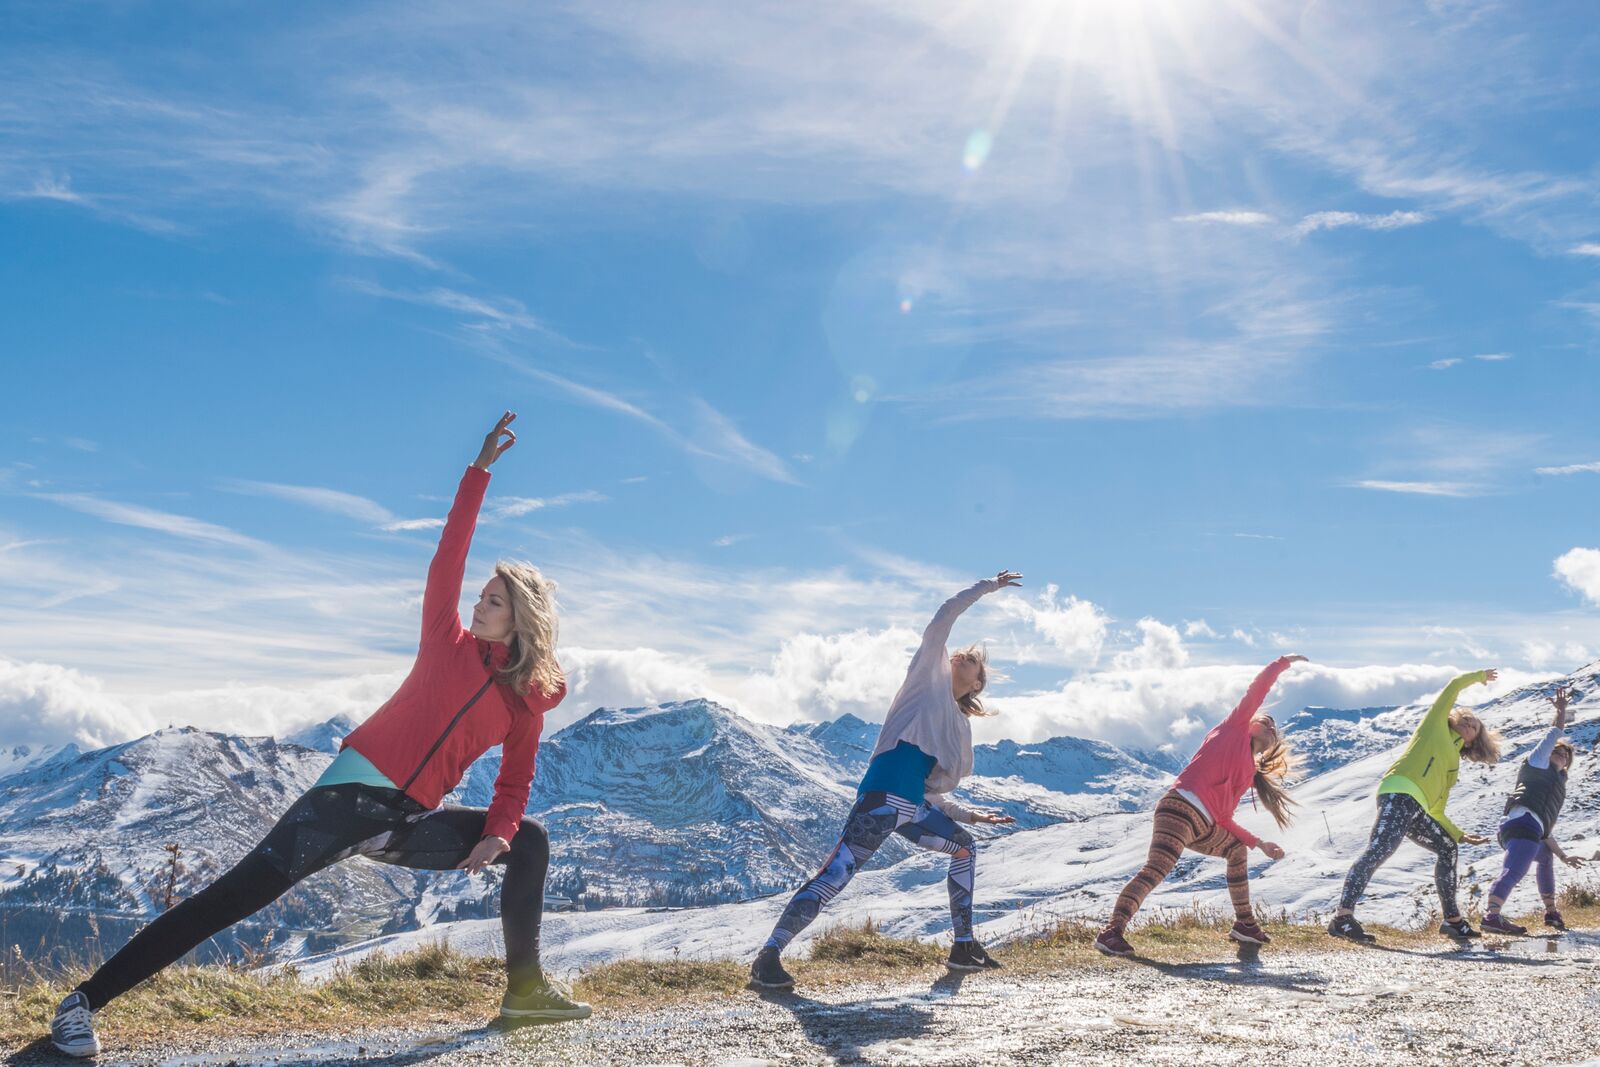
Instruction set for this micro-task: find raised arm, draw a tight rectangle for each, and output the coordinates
[1530,685,1572,769]
[919,571,1022,652]
[1221,655,1304,731]
[420,413,518,644]
[1417,668,1494,736]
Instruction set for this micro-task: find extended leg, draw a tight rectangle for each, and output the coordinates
[762,793,907,952]
[1487,838,1540,913]
[1337,793,1417,915]
[1108,796,1208,931]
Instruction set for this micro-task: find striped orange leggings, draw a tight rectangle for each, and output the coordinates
[1108,792,1253,931]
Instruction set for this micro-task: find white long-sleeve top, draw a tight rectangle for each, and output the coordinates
[870,578,1003,824]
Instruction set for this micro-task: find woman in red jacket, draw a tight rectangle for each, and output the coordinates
[51,413,582,1060]
[1095,655,1304,958]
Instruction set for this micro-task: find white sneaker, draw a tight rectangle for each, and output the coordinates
[51,991,101,1058]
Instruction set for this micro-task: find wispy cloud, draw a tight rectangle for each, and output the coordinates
[1429,358,1462,370]
[342,279,572,342]
[1173,210,1275,226]
[1475,352,1513,361]
[1295,210,1428,236]
[222,479,397,525]
[35,493,267,549]
[1570,243,1600,257]
[1349,479,1480,497]
[487,350,800,485]
[1536,461,1600,476]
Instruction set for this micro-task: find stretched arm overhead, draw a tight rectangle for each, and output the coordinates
[1417,668,1494,736]
[1530,685,1572,769]
[421,412,518,644]
[1221,655,1305,732]
[918,571,1022,653]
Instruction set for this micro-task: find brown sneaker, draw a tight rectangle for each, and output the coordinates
[1229,920,1270,945]
[1095,928,1135,957]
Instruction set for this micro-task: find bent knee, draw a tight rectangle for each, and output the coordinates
[510,817,549,855]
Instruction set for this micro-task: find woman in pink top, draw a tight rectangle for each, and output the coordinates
[1095,655,1304,957]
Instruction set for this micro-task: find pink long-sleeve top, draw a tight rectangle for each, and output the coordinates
[342,466,565,843]
[1168,656,1293,848]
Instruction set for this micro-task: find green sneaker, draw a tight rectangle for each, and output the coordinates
[500,978,592,1023]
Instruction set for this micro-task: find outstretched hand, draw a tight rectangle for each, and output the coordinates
[994,570,1023,588]
[456,836,510,874]
[1480,668,1499,685]
[1282,654,1309,665]
[1564,855,1587,870]
[471,411,518,470]
[1460,833,1490,846]
[1548,684,1572,728]
[973,811,1015,825]
[1259,841,1285,860]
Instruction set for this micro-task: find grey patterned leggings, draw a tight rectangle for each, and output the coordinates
[764,791,976,952]
[1338,791,1460,917]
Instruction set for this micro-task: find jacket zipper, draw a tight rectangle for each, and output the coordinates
[1421,756,1434,778]
[401,676,496,792]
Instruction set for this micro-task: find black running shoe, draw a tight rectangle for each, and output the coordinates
[1439,918,1481,940]
[749,946,795,990]
[1327,915,1375,942]
[499,979,591,1023]
[946,940,1003,971]
[1546,909,1567,931]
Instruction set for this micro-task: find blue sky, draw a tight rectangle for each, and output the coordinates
[4,0,1600,753]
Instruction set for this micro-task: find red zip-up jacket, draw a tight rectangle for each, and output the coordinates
[342,466,565,844]
[1169,656,1292,849]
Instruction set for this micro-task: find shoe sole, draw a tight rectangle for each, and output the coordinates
[1228,931,1269,945]
[1328,929,1376,944]
[1094,941,1135,958]
[946,961,1003,972]
[51,1039,100,1058]
[499,1005,592,1022]
[748,977,795,991]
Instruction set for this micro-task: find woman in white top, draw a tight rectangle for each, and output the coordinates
[750,573,1020,990]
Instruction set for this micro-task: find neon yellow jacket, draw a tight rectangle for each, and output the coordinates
[1376,670,1488,841]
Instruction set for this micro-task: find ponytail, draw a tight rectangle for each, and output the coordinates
[1251,738,1297,830]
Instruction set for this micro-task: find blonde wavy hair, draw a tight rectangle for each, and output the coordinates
[953,645,994,718]
[492,560,564,698]
[1251,736,1297,830]
[1449,708,1502,765]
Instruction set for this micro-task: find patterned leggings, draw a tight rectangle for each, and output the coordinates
[1338,791,1459,917]
[1108,792,1253,932]
[764,791,976,952]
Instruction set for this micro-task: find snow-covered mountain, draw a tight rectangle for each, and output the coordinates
[0,698,1173,969]
[285,663,1600,979]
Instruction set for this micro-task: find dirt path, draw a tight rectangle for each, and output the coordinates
[9,933,1600,1066]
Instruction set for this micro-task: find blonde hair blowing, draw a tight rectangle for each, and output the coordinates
[953,645,994,718]
[493,560,564,698]
[1449,708,1502,765]
[1252,738,1297,830]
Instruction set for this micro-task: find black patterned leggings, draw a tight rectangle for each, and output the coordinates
[76,784,549,1010]
[1338,791,1459,917]
[764,791,976,952]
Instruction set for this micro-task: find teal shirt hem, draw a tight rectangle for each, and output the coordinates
[314,747,399,790]
[857,741,936,805]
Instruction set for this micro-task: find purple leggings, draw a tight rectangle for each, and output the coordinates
[1489,813,1555,904]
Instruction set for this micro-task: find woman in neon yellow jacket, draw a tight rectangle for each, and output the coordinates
[1328,669,1502,943]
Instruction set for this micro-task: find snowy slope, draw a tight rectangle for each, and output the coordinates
[289,664,1600,978]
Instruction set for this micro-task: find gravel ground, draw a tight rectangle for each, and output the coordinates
[9,933,1600,1066]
